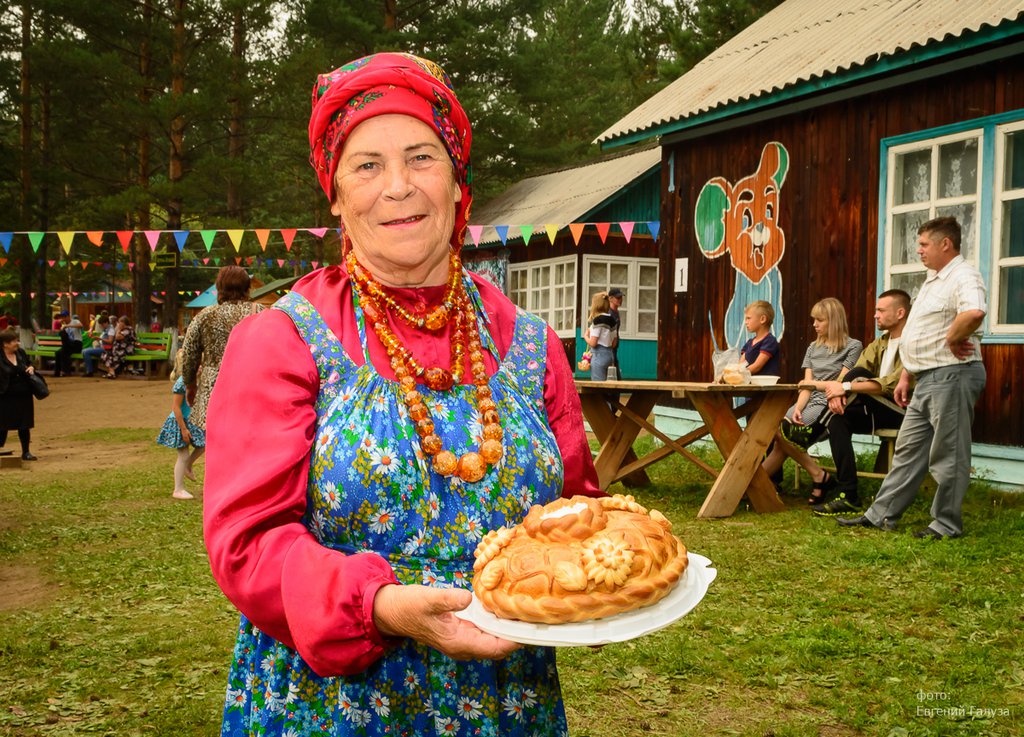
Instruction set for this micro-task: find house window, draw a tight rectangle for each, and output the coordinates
[582,256,659,339]
[994,121,1024,331]
[508,255,576,337]
[884,130,982,297]
[881,110,1024,337]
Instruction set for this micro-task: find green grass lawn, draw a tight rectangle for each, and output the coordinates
[1,431,1022,736]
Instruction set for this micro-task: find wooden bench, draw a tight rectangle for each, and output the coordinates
[24,332,94,374]
[123,332,172,378]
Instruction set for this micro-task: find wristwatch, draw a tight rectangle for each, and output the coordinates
[842,381,852,392]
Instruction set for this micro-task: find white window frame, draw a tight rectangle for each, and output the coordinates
[581,255,659,339]
[992,119,1024,333]
[883,128,984,296]
[507,255,577,338]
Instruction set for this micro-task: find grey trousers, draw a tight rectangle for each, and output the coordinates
[864,362,986,536]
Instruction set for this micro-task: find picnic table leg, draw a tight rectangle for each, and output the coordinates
[579,392,659,490]
[691,392,791,518]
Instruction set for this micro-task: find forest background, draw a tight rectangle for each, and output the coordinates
[0,0,780,329]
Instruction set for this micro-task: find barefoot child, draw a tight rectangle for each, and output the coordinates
[156,349,205,500]
[739,300,781,376]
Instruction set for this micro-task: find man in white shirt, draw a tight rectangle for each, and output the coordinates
[811,289,911,516]
[839,217,987,539]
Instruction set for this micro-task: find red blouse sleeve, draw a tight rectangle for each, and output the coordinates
[203,309,400,678]
[542,323,603,498]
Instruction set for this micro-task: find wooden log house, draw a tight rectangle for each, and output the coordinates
[595,0,1024,485]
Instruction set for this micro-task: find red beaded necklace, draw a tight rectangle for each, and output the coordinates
[346,248,503,483]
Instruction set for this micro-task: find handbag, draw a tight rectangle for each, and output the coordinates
[28,371,50,400]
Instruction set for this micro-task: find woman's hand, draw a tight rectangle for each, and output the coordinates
[372,584,521,661]
[25,365,34,375]
[792,407,804,425]
[181,428,191,444]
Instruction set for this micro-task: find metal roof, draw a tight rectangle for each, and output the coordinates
[597,0,1024,146]
[466,147,661,246]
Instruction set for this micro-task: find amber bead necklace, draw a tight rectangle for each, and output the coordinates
[346,247,503,483]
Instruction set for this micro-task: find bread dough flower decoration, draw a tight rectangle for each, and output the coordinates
[471,494,688,624]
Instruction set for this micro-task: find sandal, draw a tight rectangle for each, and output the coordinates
[807,471,835,505]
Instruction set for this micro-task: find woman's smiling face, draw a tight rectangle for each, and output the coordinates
[332,114,461,287]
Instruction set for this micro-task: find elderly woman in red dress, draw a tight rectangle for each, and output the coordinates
[203,53,601,737]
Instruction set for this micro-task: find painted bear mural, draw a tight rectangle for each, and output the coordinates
[695,141,789,350]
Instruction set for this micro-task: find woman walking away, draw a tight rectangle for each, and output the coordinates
[156,349,205,500]
[0,329,39,460]
[179,265,262,431]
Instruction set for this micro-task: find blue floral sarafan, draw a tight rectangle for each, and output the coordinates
[220,273,569,737]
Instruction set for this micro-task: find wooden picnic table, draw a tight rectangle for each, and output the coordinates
[575,380,801,519]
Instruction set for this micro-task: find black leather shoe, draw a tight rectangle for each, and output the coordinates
[913,526,959,540]
[837,514,895,531]
[21,452,38,461]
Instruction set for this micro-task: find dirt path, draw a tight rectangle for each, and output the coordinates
[3,375,172,472]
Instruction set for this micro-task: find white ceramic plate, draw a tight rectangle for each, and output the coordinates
[749,375,780,385]
[453,552,716,647]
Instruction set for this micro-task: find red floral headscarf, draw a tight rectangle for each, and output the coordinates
[309,52,473,250]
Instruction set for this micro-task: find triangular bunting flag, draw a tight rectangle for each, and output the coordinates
[467,225,483,247]
[200,230,217,252]
[47,260,56,267]
[619,222,635,243]
[117,231,133,253]
[227,230,244,251]
[495,225,509,245]
[0,259,6,267]
[173,230,190,252]
[28,232,45,252]
[202,258,210,265]
[595,222,611,244]
[281,228,297,251]
[128,262,135,270]
[58,231,75,254]
[149,262,157,271]
[568,223,586,246]
[255,229,270,250]
[312,260,320,269]
[647,221,660,241]
[545,224,559,245]
[80,261,89,270]
[234,257,242,265]
[86,231,104,246]
[519,225,534,245]
[277,259,285,267]
[144,230,161,251]
[307,227,328,239]
[0,232,11,253]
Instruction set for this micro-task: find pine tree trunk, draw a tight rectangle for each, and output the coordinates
[18,0,34,329]
[226,5,245,221]
[165,0,187,331]
[38,35,52,317]
[133,0,154,331]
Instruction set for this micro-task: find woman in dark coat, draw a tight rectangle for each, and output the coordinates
[0,328,38,460]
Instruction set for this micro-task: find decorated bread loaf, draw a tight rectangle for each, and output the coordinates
[472,494,688,624]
